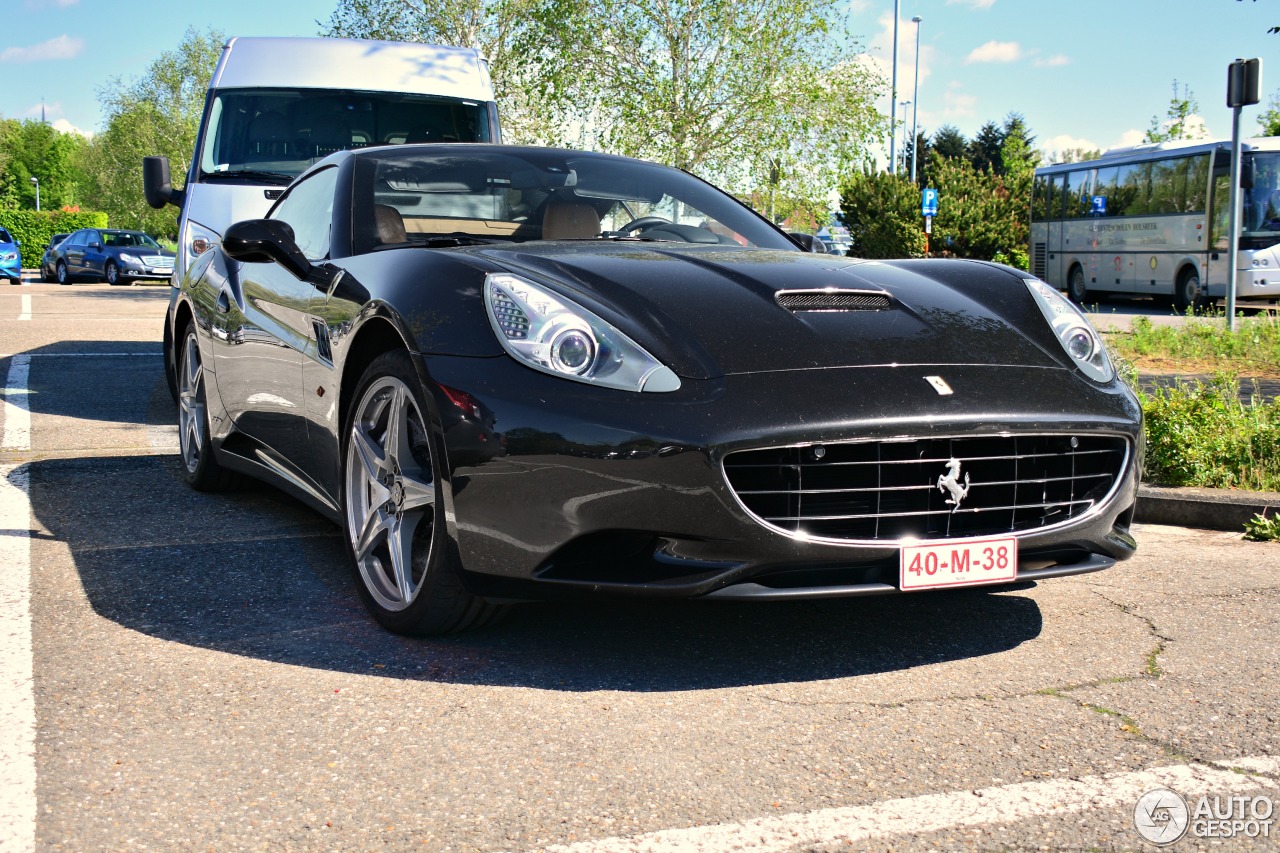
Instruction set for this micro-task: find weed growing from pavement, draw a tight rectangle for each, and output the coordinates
[1104,311,1280,375]
[1244,510,1280,542]
[1132,373,1280,491]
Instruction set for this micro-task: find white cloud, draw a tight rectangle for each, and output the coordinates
[0,34,85,63]
[1042,134,1101,160]
[965,40,1022,64]
[847,0,873,13]
[51,118,92,138]
[946,0,997,8]
[1035,54,1071,68]
[1115,129,1146,147]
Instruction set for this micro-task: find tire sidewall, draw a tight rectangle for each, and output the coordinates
[178,322,216,487]
[106,262,118,285]
[56,262,67,285]
[1067,267,1087,304]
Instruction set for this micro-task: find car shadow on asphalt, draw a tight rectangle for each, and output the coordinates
[21,455,1044,692]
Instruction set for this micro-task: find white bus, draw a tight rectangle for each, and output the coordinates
[144,36,500,287]
[1029,136,1280,312]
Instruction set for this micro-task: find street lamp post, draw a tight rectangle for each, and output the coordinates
[29,176,39,212]
[899,101,912,175]
[888,0,901,174]
[910,15,923,184]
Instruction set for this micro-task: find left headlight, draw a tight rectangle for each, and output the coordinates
[1025,278,1113,383]
[0,251,16,262]
[119,253,140,265]
[484,272,681,393]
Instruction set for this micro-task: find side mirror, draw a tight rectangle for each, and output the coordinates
[222,219,312,280]
[1242,157,1256,190]
[143,155,185,210]
[789,232,826,253]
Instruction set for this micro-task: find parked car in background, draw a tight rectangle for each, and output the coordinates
[40,233,70,282]
[0,228,20,284]
[51,229,175,285]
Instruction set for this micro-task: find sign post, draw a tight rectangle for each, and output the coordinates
[921,188,939,254]
[1226,58,1261,330]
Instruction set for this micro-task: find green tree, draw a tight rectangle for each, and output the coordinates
[931,125,967,161]
[0,118,90,211]
[966,121,1003,174]
[1259,91,1280,136]
[550,0,882,215]
[85,27,224,236]
[1144,80,1207,143]
[323,0,576,145]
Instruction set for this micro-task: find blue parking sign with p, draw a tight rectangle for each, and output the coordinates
[921,188,939,217]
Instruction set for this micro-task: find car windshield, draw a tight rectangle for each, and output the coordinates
[0,229,11,243]
[198,88,493,182]
[103,232,161,249]
[351,146,798,254]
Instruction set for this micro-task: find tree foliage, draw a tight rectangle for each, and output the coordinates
[85,27,224,236]
[0,117,90,211]
[1259,91,1280,136]
[837,169,925,259]
[1144,80,1207,143]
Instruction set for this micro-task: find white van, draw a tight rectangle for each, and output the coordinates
[144,35,500,284]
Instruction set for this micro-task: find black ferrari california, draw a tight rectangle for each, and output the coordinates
[163,144,1141,635]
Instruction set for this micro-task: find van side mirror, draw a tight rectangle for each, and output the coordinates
[1242,157,1256,190]
[143,156,185,210]
[222,219,312,281]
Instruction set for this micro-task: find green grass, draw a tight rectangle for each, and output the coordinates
[1105,312,1280,375]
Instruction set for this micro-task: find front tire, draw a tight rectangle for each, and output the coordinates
[105,261,122,285]
[342,350,501,635]
[177,321,238,490]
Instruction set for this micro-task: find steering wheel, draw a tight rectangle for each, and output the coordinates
[617,216,674,235]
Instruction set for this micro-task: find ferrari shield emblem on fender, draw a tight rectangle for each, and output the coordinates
[924,375,953,395]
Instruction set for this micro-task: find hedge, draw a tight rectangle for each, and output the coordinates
[0,210,110,265]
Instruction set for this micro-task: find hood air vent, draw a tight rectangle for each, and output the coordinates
[775,289,892,312]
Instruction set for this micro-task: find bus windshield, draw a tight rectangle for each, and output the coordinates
[1243,151,1280,250]
[197,88,494,182]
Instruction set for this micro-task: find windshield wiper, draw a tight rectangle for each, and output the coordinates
[199,170,294,186]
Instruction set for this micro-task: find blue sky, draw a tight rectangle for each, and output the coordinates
[2,0,1277,159]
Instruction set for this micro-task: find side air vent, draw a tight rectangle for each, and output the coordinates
[775,289,892,312]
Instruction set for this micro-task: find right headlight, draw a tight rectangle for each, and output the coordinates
[180,220,220,279]
[484,273,681,393]
[1025,278,1113,383]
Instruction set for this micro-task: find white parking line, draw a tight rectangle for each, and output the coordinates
[0,464,35,853]
[539,757,1280,852]
[17,294,30,321]
[3,356,31,452]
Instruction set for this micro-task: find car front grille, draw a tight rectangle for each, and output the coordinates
[142,256,174,268]
[722,434,1129,542]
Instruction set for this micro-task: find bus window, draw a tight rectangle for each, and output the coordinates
[1185,154,1209,213]
[1048,174,1062,220]
[1096,167,1120,215]
[1032,175,1050,221]
[1210,170,1230,250]
[1118,163,1150,215]
[1150,157,1188,214]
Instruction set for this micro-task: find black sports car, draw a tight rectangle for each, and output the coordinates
[163,144,1141,635]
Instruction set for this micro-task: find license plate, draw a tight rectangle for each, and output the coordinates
[900,535,1018,591]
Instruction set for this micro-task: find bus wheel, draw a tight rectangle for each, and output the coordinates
[1174,269,1204,314]
[1067,266,1088,305]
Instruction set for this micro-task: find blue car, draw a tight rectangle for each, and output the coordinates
[0,228,20,284]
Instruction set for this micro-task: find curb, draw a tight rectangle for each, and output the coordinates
[1136,484,1280,532]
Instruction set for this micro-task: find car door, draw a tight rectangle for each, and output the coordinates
[80,230,106,278]
[209,166,339,479]
[62,231,87,275]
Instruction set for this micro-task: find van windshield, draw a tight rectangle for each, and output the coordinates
[197,88,493,182]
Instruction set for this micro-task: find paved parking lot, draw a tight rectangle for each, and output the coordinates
[1,279,1278,851]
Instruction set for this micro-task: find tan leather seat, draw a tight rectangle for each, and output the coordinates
[542,201,599,240]
[374,204,407,244]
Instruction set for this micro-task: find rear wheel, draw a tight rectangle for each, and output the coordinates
[1174,268,1206,314]
[55,261,69,285]
[1067,265,1088,305]
[342,350,502,635]
[177,321,238,490]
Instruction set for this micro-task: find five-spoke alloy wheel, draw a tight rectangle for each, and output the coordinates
[177,321,236,490]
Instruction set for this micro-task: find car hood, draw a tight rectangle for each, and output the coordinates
[471,243,1067,380]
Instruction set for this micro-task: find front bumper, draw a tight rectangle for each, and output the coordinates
[423,355,1142,602]
[0,256,20,281]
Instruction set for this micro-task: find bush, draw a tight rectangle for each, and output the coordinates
[1138,374,1280,491]
[0,209,109,262]
[838,170,927,259]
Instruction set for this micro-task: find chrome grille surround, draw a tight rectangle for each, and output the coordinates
[722,433,1131,544]
[775,288,892,312]
[142,255,174,267]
